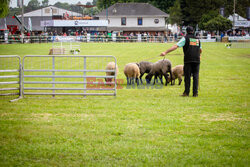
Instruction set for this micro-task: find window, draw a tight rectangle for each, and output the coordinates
[138,18,143,25]
[45,8,50,13]
[44,8,57,14]
[121,17,126,25]
[52,9,57,14]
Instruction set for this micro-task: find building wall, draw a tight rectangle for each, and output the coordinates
[99,16,165,28]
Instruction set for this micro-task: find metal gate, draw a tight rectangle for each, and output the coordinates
[0,55,22,100]
[22,55,117,97]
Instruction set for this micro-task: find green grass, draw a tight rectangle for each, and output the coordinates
[0,42,249,166]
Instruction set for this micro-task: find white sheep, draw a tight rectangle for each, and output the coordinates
[123,63,140,85]
[105,62,119,83]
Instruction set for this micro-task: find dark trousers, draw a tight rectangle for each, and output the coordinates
[184,63,200,95]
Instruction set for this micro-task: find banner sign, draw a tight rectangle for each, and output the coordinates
[41,20,108,27]
[228,36,250,41]
[54,36,77,42]
[200,39,216,42]
[40,20,54,27]
[234,21,250,27]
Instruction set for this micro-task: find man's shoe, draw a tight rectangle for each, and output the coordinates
[180,93,189,97]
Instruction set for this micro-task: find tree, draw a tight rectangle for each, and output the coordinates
[92,0,97,5]
[198,10,219,30]
[26,0,40,12]
[180,0,232,26]
[203,15,232,32]
[96,0,175,13]
[42,0,49,7]
[169,0,182,25]
[8,7,21,17]
[86,2,92,6]
[54,2,70,10]
[223,0,250,18]
[0,0,10,18]
[180,0,250,26]
[149,0,175,14]
[83,7,100,16]
[27,0,40,8]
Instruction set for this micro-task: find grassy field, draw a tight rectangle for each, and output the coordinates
[0,42,249,166]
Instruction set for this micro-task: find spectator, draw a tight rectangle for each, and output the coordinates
[174,32,178,41]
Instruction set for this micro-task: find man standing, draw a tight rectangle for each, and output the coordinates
[160,26,202,97]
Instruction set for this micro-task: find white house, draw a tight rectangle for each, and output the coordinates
[95,3,169,33]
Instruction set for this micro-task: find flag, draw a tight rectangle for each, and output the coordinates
[4,18,7,29]
[28,17,32,31]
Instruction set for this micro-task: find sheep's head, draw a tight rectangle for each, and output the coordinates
[105,78,112,83]
[136,63,140,68]
[167,75,171,83]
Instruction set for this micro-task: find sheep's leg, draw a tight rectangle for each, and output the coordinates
[178,77,182,85]
[170,71,173,85]
[172,79,175,85]
[159,75,163,84]
[131,77,134,85]
[153,75,156,85]
[163,74,169,86]
[140,73,144,84]
[126,77,129,85]
[136,77,139,85]
[129,77,132,85]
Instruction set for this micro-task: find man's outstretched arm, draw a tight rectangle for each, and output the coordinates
[160,44,179,56]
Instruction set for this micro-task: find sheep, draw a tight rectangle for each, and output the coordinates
[138,61,163,84]
[138,61,153,84]
[123,63,140,85]
[169,65,184,85]
[145,59,172,86]
[105,62,119,83]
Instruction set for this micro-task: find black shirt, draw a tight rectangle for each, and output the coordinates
[183,34,201,63]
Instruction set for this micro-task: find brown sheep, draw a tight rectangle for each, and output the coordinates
[124,63,140,85]
[105,62,119,83]
[170,65,184,85]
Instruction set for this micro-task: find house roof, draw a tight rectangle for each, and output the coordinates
[18,6,82,17]
[228,13,247,21]
[96,3,168,17]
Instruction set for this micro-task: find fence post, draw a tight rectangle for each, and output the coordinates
[84,56,87,97]
[52,56,55,97]
[19,57,22,98]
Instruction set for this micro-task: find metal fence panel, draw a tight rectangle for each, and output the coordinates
[22,55,117,97]
[230,42,250,48]
[0,55,22,99]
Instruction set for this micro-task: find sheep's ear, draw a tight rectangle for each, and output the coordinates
[136,63,140,67]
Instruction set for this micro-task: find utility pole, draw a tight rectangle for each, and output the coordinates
[233,0,236,30]
[105,0,108,20]
[21,0,24,43]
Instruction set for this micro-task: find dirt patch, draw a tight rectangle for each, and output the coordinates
[200,113,248,122]
[241,54,250,58]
